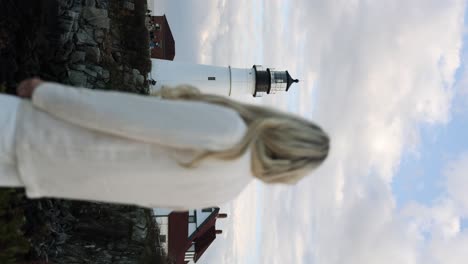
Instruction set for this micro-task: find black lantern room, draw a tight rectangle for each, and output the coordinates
[253,65,299,97]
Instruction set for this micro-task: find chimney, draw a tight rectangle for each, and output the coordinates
[215,230,223,235]
[217,213,228,219]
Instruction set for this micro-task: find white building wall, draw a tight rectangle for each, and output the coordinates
[153,208,173,216]
[150,59,255,97]
[154,216,169,252]
[188,223,197,236]
[229,67,256,96]
[195,208,214,227]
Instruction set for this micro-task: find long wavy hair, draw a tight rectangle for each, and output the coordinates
[155,85,330,184]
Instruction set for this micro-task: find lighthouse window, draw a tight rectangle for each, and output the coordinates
[208,77,216,80]
[273,72,286,82]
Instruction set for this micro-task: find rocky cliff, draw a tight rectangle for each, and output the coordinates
[48,0,151,93]
[0,0,150,93]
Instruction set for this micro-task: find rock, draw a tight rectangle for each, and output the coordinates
[83,24,95,36]
[82,7,110,29]
[132,69,144,85]
[83,67,98,78]
[70,0,84,11]
[59,41,75,61]
[60,33,72,46]
[92,65,104,74]
[84,0,96,7]
[84,46,101,63]
[94,29,105,43]
[131,211,148,243]
[87,76,97,84]
[69,70,87,86]
[87,65,103,76]
[70,64,86,71]
[135,75,145,85]
[57,0,75,10]
[110,27,119,38]
[58,11,79,44]
[95,81,106,89]
[70,51,86,63]
[111,39,120,49]
[111,51,121,63]
[123,72,134,84]
[102,69,110,81]
[75,29,97,46]
[123,1,135,10]
[73,18,79,32]
[95,0,108,9]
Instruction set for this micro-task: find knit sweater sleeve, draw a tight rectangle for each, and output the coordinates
[31,82,246,151]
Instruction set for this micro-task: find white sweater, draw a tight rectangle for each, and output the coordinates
[15,82,252,209]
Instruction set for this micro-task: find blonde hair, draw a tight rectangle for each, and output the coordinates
[156,85,330,184]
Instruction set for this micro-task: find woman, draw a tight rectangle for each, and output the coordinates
[0,78,329,209]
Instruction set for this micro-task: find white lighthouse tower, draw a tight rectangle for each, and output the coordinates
[149,59,299,97]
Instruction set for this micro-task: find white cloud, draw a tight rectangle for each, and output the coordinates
[424,230,468,264]
[151,0,467,263]
[257,1,465,263]
[444,152,468,216]
[400,152,468,264]
[197,180,262,264]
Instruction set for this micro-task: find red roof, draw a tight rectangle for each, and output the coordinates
[167,208,222,264]
[193,226,217,262]
[190,208,220,262]
[160,15,175,60]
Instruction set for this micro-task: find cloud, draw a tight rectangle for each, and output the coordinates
[151,0,467,263]
[152,0,264,66]
[255,0,466,263]
[197,180,262,264]
[424,230,468,264]
[400,152,468,264]
[444,152,468,216]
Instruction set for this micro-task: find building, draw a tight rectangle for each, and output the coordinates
[147,15,299,97]
[150,59,299,97]
[148,15,175,60]
[153,207,227,263]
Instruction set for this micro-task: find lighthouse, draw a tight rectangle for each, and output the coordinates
[149,59,299,97]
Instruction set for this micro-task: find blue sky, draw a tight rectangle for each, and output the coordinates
[393,107,468,206]
[393,21,468,208]
[151,1,468,263]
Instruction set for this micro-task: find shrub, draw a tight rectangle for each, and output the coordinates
[0,189,30,264]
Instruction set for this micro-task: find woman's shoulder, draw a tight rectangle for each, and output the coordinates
[171,100,247,151]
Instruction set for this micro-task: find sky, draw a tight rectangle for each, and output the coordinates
[150,0,468,263]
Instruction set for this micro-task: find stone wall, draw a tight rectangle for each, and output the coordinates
[54,0,149,93]
[23,199,166,264]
